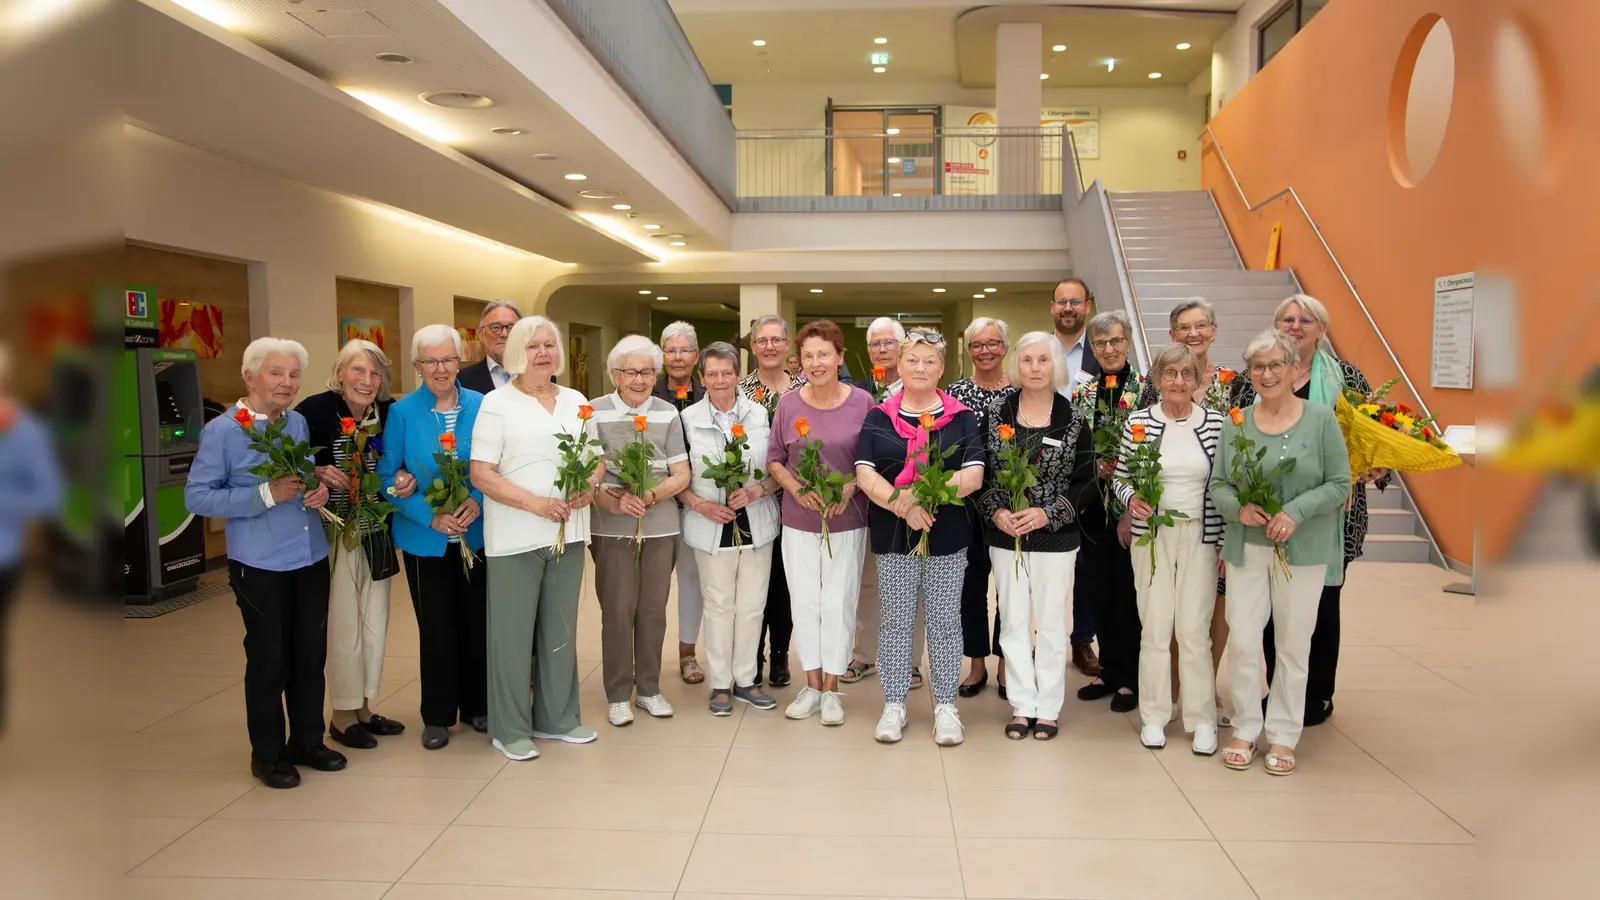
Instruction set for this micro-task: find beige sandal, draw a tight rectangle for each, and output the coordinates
[679,656,705,685]
[1264,749,1296,776]
[1222,742,1257,771]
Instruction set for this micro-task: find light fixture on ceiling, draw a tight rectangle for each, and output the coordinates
[651,233,686,240]
[532,152,556,160]
[490,127,526,135]
[578,189,624,199]
[642,224,661,230]
[972,293,985,299]
[564,173,587,181]
[638,289,651,295]
[656,295,668,300]
[983,287,997,293]
[420,90,494,109]
[612,203,632,210]
[887,156,901,163]
[1148,72,1162,79]
[668,241,687,247]
[1052,44,1066,52]
[932,288,946,293]
[809,288,823,293]
[873,66,886,74]
[874,37,888,44]
[891,192,902,197]
[1106,58,1116,72]
[1040,73,1049,80]
[1176,42,1192,50]
[752,39,766,46]
[886,127,900,135]
[375,52,413,64]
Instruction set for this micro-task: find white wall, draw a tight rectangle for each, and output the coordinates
[1211,0,1283,117]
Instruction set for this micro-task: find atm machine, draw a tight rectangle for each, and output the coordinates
[122,346,206,603]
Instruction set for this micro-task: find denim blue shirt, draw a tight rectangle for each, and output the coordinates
[0,410,63,569]
[184,404,329,572]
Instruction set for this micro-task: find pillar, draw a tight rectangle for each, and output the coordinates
[995,22,1043,197]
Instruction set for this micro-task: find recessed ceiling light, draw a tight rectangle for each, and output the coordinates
[983,287,997,293]
[612,203,632,210]
[564,173,587,181]
[1148,72,1162,79]
[669,241,687,247]
[638,290,651,295]
[1176,42,1192,50]
[375,53,413,64]
[532,152,556,160]
[420,90,494,109]
[972,293,985,299]
[886,127,900,135]
[1040,73,1049,80]
[874,37,888,44]
[887,156,902,163]
[1052,44,1066,52]
[752,39,766,46]
[642,224,661,230]
[891,192,902,197]
[578,189,625,199]
[490,127,526,135]
[873,66,886,73]
[809,288,823,293]
[933,288,946,293]
[1106,58,1116,72]
[656,295,668,300]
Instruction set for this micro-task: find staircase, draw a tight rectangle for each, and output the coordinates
[1108,190,1433,565]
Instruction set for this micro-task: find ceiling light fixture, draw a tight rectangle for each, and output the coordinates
[420,90,494,109]
[638,289,651,295]
[886,127,900,135]
[612,203,632,210]
[575,212,664,262]
[873,66,886,74]
[1040,73,1049,80]
[887,156,901,163]
[983,287,997,293]
[342,89,455,143]
[490,127,526,135]
[1052,44,1066,52]
[668,241,687,247]
[809,288,823,293]
[564,173,587,181]
[643,224,661,230]
[874,37,888,44]
[532,152,556,160]
[891,192,902,197]
[1148,72,1162,79]
[972,293,985,299]
[933,288,946,293]
[1176,42,1192,50]
[656,295,668,301]
[578,189,623,199]
[752,39,766,46]
[1107,58,1116,73]
[375,53,413,64]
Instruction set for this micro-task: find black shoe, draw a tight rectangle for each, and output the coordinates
[997,683,1007,701]
[1077,680,1116,701]
[289,743,348,772]
[329,720,377,750]
[958,672,988,698]
[361,714,406,736]
[754,650,765,686]
[1304,700,1333,727]
[768,650,791,688]
[251,757,301,789]
[422,725,450,750]
[1109,690,1139,713]
[470,715,489,733]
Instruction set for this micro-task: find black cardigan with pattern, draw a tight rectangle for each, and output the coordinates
[977,391,1098,553]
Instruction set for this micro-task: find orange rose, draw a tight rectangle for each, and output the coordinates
[675,385,688,400]
[1228,406,1244,426]
[233,408,255,429]
[752,386,766,402]
[919,412,936,430]
[872,365,886,381]
[633,415,649,432]
[1105,374,1118,388]
[795,417,810,438]
[997,423,1015,441]
[1130,423,1146,443]
[439,431,457,451]
[339,416,357,435]
[1218,368,1235,385]
[731,423,746,438]
[577,404,594,420]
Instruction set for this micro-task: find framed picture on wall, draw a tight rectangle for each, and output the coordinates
[341,316,387,352]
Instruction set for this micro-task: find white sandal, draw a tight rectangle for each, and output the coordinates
[1264,749,1296,776]
[1222,742,1256,770]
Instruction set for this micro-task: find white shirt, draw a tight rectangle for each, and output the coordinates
[487,358,512,389]
[1053,330,1090,398]
[1152,405,1209,518]
[470,383,592,556]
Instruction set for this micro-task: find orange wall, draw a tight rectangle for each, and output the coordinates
[1203,0,1598,564]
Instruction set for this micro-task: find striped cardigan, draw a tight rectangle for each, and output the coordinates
[1111,406,1226,545]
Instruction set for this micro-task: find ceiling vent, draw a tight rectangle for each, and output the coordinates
[420,91,494,109]
[289,9,391,38]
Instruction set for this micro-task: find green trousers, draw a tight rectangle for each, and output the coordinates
[486,543,585,743]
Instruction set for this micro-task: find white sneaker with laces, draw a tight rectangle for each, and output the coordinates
[875,703,907,743]
[1191,723,1219,756]
[1141,724,1167,749]
[819,691,845,726]
[635,694,674,718]
[607,701,634,727]
[785,686,822,719]
[932,703,964,746]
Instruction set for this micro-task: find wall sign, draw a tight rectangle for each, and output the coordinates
[1430,271,1474,390]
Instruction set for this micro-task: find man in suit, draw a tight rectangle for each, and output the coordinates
[1049,277,1102,677]
[456,299,522,395]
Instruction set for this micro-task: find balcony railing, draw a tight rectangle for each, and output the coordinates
[736,127,1065,212]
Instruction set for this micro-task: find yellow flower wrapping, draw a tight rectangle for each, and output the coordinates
[1334,393,1464,479]
[1491,402,1600,475]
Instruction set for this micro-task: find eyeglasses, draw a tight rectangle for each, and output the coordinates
[613,367,656,381]
[416,357,461,370]
[1277,316,1319,328]
[906,330,946,346]
[1158,367,1197,382]
[1090,336,1127,352]
[482,322,514,336]
[663,348,697,358]
[969,340,1006,353]
[752,337,788,349]
[1173,323,1214,336]
[1053,297,1090,309]
[1249,360,1290,376]
[867,339,899,351]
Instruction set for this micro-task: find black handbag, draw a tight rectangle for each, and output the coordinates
[361,528,401,582]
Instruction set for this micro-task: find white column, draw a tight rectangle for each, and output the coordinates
[995,22,1043,197]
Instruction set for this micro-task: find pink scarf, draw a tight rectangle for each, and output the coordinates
[881,390,970,486]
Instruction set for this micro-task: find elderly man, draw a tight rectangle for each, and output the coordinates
[652,322,709,685]
[457,299,523,394]
[1050,277,1102,677]
[863,316,905,398]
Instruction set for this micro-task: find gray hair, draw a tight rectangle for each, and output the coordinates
[1276,293,1335,356]
[479,299,522,325]
[1167,297,1216,330]
[866,316,906,342]
[1242,328,1301,369]
[700,341,740,376]
[241,337,309,377]
[750,314,790,340]
[1149,342,1200,382]
[660,320,699,351]
[1087,309,1132,340]
[607,334,663,378]
[503,315,565,377]
[411,324,463,361]
[963,317,1010,349]
[327,339,393,400]
[1004,331,1068,390]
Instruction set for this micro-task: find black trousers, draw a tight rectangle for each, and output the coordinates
[228,558,331,762]
[760,528,794,656]
[0,566,17,734]
[1263,572,1343,711]
[960,510,1002,659]
[403,546,488,727]
[1075,516,1140,691]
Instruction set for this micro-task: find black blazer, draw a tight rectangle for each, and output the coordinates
[457,359,496,396]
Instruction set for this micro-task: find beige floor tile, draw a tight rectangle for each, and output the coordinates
[137,684,247,736]
[119,674,240,704]
[1187,791,1473,843]
[1423,792,1485,836]
[1159,726,1415,793]
[122,696,195,733]
[379,655,422,681]
[124,877,393,900]
[731,694,944,751]
[386,887,672,900]
[1331,647,1470,692]
[949,788,1211,840]
[132,818,443,881]
[680,834,964,897]
[960,837,1250,899]
[717,746,947,789]
[216,774,488,824]
[1223,841,1474,899]
[492,742,728,785]
[457,779,712,832]
[400,825,694,891]
[942,746,1178,793]
[123,732,252,773]
[386,635,422,657]
[334,735,511,780]
[122,770,260,818]
[1365,746,1480,795]
[124,817,201,871]
[703,785,953,837]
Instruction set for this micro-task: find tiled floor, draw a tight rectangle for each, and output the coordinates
[120,560,1476,898]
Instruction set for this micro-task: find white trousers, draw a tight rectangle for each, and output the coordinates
[1132,519,1217,731]
[327,547,392,710]
[675,531,704,644]
[1225,542,1327,749]
[695,544,774,690]
[782,527,866,676]
[990,547,1075,720]
[854,552,925,667]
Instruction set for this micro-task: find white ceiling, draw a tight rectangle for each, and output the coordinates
[553,281,1056,321]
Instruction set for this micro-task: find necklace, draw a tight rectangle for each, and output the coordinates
[514,378,557,399]
[973,373,1008,391]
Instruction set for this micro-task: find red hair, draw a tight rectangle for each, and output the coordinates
[795,319,845,356]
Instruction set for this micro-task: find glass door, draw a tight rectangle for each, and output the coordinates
[826,106,941,196]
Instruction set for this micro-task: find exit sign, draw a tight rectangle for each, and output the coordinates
[870,52,890,65]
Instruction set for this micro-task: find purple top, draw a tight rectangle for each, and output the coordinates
[767,385,872,533]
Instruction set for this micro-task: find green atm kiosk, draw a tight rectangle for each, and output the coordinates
[123,286,207,603]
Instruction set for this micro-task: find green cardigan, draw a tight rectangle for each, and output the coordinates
[1209,402,1351,578]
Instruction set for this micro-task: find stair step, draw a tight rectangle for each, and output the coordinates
[1112,194,1214,207]
[1120,236,1237,251]
[1116,222,1233,235]
[1360,533,1432,563]
[1368,487,1406,509]
[1138,297,1288,315]
[1131,269,1298,286]
[1111,190,1212,200]
[1114,208,1221,221]
[1127,258,1240,271]
[1367,508,1420,535]
[1136,283,1300,302]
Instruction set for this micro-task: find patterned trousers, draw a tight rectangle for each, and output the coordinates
[876,552,967,705]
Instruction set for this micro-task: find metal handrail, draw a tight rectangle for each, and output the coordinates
[1199,125,1438,429]
[1067,130,1086,199]
[1100,185,1150,373]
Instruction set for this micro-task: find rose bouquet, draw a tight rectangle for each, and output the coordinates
[1222,406,1296,580]
[1122,422,1188,574]
[611,414,659,564]
[326,415,397,582]
[990,422,1038,574]
[1090,374,1135,518]
[792,416,851,557]
[888,413,964,558]
[551,404,603,561]
[700,422,753,546]
[1335,376,1463,476]
[234,408,341,527]
[422,430,477,579]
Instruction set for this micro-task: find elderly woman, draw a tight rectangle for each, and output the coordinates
[654,321,709,686]
[680,342,782,715]
[1114,343,1228,754]
[977,332,1095,740]
[1211,329,1351,775]
[378,325,487,750]
[185,338,343,789]
[295,340,417,750]
[469,316,599,759]
[767,319,871,725]
[945,317,1014,697]
[855,329,984,745]
[741,315,806,687]
[589,335,692,727]
[1068,310,1149,713]
[1231,294,1386,727]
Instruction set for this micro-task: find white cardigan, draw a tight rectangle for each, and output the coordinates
[680,393,781,554]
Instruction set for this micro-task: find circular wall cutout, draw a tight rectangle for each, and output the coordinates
[1386,15,1456,187]
[1492,17,1555,184]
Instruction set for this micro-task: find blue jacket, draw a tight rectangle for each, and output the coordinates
[377,387,485,557]
[0,410,63,568]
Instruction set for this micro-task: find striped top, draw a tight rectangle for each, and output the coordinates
[1112,404,1226,545]
[433,405,462,544]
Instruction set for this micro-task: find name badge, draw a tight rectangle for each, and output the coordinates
[1041,436,1064,448]
[1073,369,1094,385]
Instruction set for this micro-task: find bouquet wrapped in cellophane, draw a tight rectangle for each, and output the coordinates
[1334,376,1464,477]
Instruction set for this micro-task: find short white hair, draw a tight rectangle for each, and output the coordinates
[241,337,308,377]
[411,324,463,361]
[1087,309,1132,340]
[1005,331,1068,390]
[1168,297,1216,329]
[503,315,565,376]
[327,339,392,399]
[866,316,906,341]
[660,320,699,351]
[1243,328,1301,368]
[964,317,1010,348]
[607,334,663,379]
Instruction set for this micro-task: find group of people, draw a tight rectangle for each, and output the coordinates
[185,281,1385,788]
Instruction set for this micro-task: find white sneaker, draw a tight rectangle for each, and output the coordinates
[874,703,907,743]
[1192,724,1219,756]
[635,694,674,718]
[492,737,539,761]
[785,686,822,719]
[932,704,964,746]
[608,701,634,727]
[820,691,845,726]
[1141,724,1167,749]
